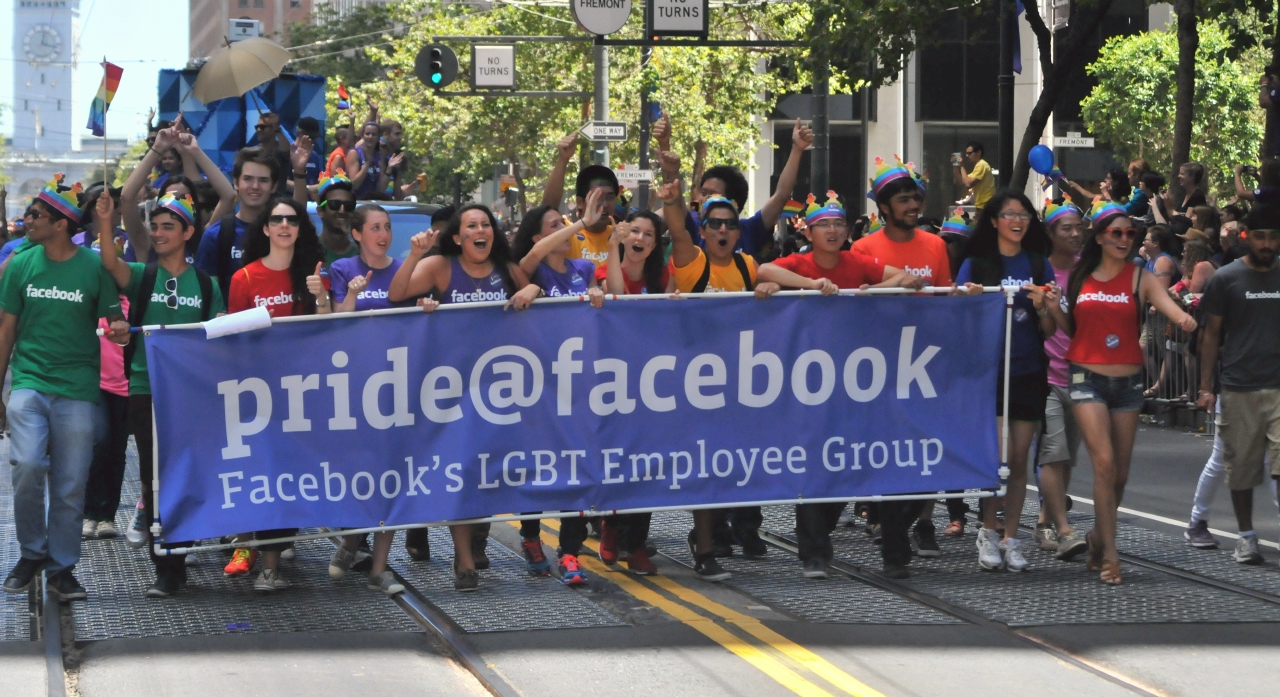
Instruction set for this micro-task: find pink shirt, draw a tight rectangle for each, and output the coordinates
[1045,265,1072,387]
[98,295,129,397]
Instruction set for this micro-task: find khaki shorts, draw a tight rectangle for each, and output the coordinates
[1218,389,1280,490]
[1038,385,1080,467]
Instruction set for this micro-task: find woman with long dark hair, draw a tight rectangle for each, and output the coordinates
[1065,201,1196,584]
[512,189,608,303]
[602,210,676,295]
[389,203,540,592]
[957,191,1061,572]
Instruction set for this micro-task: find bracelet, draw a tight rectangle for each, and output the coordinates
[662,200,680,207]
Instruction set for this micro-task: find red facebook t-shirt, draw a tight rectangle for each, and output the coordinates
[771,250,886,289]
[593,264,670,295]
[228,259,329,317]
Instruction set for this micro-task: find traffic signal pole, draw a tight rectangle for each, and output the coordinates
[593,44,610,166]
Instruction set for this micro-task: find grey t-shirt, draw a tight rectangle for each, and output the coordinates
[1200,259,1280,391]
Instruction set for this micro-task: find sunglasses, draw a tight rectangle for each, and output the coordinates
[321,199,356,212]
[268,214,301,226]
[23,208,44,221]
[162,277,179,310]
[254,124,272,131]
[704,218,740,231]
[1103,227,1138,241]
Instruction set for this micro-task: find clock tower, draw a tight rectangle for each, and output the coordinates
[12,0,82,151]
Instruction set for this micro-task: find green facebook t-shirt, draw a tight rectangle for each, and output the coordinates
[123,262,225,395]
[0,246,122,403]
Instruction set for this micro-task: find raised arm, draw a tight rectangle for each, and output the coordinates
[1235,165,1258,202]
[758,119,814,234]
[1060,179,1097,204]
[95,192,131,289]
[291,136,314,205]
[539,134,578,209]
[603,223,627,294]
[175,131,237,220]
[519,188,604,278]
[388,229,443,302]
[658,178,698,268]
[122,125,182,260]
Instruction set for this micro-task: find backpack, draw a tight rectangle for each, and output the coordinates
[692,252,754,293]
[216,212,239,296]
[122,264,214,379]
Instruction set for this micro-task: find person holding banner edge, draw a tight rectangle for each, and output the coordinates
[94,190,225,598]
[1065,200,1196,585]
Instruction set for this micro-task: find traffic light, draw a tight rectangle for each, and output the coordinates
[414,44,458,89]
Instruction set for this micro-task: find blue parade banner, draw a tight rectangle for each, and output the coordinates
[146,294,1005,542]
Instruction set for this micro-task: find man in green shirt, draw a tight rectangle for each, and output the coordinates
[0,176,127,601]
[97,191,225,597]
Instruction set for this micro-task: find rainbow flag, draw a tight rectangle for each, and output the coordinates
[780,200,804,219]
[86,62,123,137]
[337,83,351,110]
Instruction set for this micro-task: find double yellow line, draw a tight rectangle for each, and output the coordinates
[514,520,885,697]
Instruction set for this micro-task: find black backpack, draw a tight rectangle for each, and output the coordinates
[122,264,214,379]
[692,252,754,293]
[216,212,239,297]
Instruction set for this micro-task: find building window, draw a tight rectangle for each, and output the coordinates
[57,99,62,111]
[40,73,46,84]
[291,0,301,6]
[917,8,998,122]
[239,0,248,6]
[254,0,264,7]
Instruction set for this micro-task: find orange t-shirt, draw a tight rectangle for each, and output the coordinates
[852,229,953,287]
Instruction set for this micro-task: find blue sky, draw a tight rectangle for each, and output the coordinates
[1,0,189,141]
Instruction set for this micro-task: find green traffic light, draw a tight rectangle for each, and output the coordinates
[432,73,442,84]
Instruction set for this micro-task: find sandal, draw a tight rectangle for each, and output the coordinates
[1142,387,1158,398]
[1086,529,1104,571]
[1100,560,1122,585]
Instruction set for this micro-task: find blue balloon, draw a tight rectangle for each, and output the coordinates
[1028,145,1056,176]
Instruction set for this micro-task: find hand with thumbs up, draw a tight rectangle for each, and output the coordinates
[307,261,331,312]
[347,270,373,296]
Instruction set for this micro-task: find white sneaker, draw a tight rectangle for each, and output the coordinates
[95,520,117,538]
[329,546,356,580]
[368,570,405,596]
[253,568,290,592]
[1001,537,1029,572]
[976,528,1004,570]
[1233,535,1264,565]
[82,519,97,539]
[280,543,296,561]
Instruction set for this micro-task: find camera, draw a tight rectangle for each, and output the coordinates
[951,152,963,166]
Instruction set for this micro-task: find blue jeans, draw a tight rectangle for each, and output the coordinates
[8,389,96,574]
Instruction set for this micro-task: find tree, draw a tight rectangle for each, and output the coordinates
[287,2,401,88]
[1171,0,1200,202]
[1080,20,1264,198]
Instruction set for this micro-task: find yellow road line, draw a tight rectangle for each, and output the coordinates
[506,521,835,697]
[524,519,885,697]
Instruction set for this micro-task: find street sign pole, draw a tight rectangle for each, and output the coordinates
[638,43,653,209]
[593,44,610,166]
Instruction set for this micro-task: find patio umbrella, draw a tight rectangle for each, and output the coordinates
[191,37,291,104]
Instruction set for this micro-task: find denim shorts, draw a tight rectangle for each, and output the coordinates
[1067,366,1145,413]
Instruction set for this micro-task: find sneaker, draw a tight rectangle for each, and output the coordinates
[1034,523,1058,551]
[943,520,965,537]
[1184,520,1219,549]
[913,523,941,558]
[454,568,479,592]
[1001,538,1029,572]
[223,548,258,577]
[736,529,768,558]
[253,568,290,592]
[521,538,551,576]
[351,550,374,573]
[1055,532,1087,560]
[472,546,491,571]
[644,539,658,557]
[881,563,910,580]
[125,503,148,549]
[82,519,97,539]
[837,510,855,528]
[368,570,405,596]
[145,572,181,599]
[599,521,620,566]
[711,539,734,559]
[802,558,829,579]
[329,546,357,580]
[626,547,658,576]
[279,543,296,561]
[1233,535,1264,565]
[870,524,883,547]
[694,553,731,582]
[404,528,431,561]
[96,520,117,538]
[559,554,589,586]
[47,570,88,601]
[976,528,1004,570]
[3,558,48,594]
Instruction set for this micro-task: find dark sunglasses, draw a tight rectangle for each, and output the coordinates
[23,208,44,220]
[321,199,356,212]
[254,124,271,131]
[1103,227,1138,241]
[268,214,301,226]
[704,218,740,231]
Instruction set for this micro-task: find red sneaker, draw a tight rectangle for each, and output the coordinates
[521,538,551,576]
[559,554,588,586]
[223,548,258,577]
[626,547,657,576]
[599,520,619,566]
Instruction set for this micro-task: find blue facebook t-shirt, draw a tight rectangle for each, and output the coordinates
[685,209,769,255]
[194,216,250,293]
[957,251,1046,377]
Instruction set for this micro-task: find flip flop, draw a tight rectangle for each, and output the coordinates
[1086,529,1104,571]
[1100,559,1122,585]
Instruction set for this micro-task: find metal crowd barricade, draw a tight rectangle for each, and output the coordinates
[1142,303,1208,430]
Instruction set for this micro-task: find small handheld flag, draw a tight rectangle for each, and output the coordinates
[86,62,123,137]
[337,83,351,111]
[780,200,804,219]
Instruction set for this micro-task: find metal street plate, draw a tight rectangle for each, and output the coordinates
[580,121,628,142]
[1053,136,1094,148]
[615,168,653,182]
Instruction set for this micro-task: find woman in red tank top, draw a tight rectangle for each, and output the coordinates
[1064,202,1196,584]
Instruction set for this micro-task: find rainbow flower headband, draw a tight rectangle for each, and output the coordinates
[866,155,926,200]
[317,172,352,202]
[155,193,195,226]
[939,207,972,236]
[36,174,84,223]
[1087,197,1127,224]
[1043,196,1081,227]
[700,195,739,219]
[865,213,883,236]
[804,191,845,224]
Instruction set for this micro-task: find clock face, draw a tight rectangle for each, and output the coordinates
[24,25,62,63]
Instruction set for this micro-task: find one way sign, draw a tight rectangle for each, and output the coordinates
[579,121,628,142]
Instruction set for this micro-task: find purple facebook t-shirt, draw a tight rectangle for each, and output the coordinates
[328,255,410,311]
[533,258,594,298]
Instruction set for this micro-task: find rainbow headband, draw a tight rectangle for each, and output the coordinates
[155,193,195,226]
[866,155,926,200]
[803,190,845,224]
[317,172,352,202]
[1043,196,1081,227]
[865,214,883,236]
[939,207,972,236]
[1087,197,1127,224]
[36,174,84,223]
[700,195,739,220]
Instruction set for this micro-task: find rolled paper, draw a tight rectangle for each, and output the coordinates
[203,306,272,339]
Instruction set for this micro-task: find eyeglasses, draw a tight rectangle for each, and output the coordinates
[322,199,356,212]
[162,277,179,310]
[1103,227,1138,241]
[810,220,848,231]
[23,208,43,221]
[997,211,1033,221]
[268,214,300,226]
[704,218,740,231]
[964,150,976,156]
